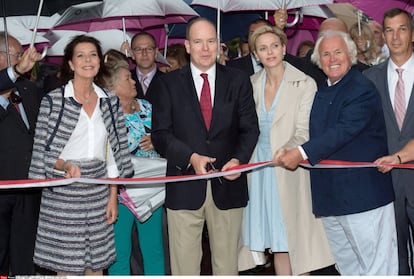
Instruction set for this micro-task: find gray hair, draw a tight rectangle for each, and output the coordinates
[311,30,357,68]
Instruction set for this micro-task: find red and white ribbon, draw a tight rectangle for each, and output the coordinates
[0,161,272,189]
[1,160,413,190]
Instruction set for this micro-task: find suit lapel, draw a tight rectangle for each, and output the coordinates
[210,64,228,134]
[402,77,414,131]
[16,80,39,131]
[181,67,207,131]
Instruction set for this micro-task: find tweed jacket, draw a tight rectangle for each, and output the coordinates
[29,85,133,180]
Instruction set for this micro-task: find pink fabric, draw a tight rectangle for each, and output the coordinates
[394,68,406,130]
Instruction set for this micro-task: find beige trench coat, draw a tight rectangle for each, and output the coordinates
[249,62,335,275]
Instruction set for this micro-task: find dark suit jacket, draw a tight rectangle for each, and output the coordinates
[0,69,42,181]
[302,68,394,217]
[364,58,414,275]
[226,53,328,87]
[151,63,259,210]
[226,54,255,76]
[131,68,164,104]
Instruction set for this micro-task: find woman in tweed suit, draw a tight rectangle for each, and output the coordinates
[29,35,133,275]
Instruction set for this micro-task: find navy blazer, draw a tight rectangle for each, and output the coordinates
[302,68,394,216]
[0,68,42,180]
[151,63,259,210]
[131,68,164,104]
[226,54,255,76]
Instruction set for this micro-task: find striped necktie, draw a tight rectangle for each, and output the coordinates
[394,68,406,130]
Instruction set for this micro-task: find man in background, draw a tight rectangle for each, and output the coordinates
[0,32,42,276]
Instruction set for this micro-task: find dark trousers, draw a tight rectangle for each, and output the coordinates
[0,190,41,275]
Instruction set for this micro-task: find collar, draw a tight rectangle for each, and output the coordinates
[388,53,414,73]
[190,63,216,80]
[64,80,107,98]
[136,66,157,81]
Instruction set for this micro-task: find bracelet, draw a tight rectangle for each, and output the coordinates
[396,154,402,164]
[13,64,25,76]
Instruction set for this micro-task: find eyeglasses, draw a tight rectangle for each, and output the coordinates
[0,50,23,59]
[132,46,156,54]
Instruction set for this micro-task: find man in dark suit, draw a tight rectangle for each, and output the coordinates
[151,18,259,275]
[0,33,43,275]
[128,32,164,104]
[364,8,414,275]
[276,30,397,275]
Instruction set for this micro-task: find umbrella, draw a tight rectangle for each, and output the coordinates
[0,19,49,45]
[44,29,132,56]
[0,0,102,16]
[335,0,414,25]
[53,0,199,32]
[325,3,369,30]
[190,0,334,12]
[44,29,170,67]
[169,5,262,42]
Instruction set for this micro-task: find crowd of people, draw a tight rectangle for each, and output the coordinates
[0,5,414,276]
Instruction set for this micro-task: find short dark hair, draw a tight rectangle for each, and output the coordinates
[131,32,157,48]
[186,17,216,40]
[382,8,414,31]
[59,35,107,86]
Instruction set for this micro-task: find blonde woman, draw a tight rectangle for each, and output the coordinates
[244,25,334,275]
[349,22,387,66]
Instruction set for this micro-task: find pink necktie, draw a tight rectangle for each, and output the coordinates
[140,75,148,95]
[200,73,212,130]
[394,68,406,130]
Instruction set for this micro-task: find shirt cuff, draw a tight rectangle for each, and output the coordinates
[298,146,308,160]
[0,95,10,110]
[7,66,18,82]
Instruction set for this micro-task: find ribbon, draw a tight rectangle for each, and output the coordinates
[1,160,414,190]
[0,161,272,190]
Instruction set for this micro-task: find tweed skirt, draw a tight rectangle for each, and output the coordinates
[33,159,116,274]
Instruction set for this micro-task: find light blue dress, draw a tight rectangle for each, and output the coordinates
[244,74,288,252]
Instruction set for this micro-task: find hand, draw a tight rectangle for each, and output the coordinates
[190,153,216,175]
[63,161,81,178]
[272,148,287,166]
[139,134,154,151]
[14,47,41,75]
[274,8,288,29]
[222,158,240,181]
[106,185,118,224]
[278,148,303,170]
[374,155,399,173]
[120,41,131,57]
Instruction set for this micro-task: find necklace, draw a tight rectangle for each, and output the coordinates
[74,86,94,104]
[130,101,136,111]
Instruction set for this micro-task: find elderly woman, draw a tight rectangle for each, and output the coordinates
[100,49,166,275]
[244,25,334,275]
[276,30,398,275]
[29,35,133,275]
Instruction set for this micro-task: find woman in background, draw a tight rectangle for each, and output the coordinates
[349,22,386,66]
[101,49,165,275]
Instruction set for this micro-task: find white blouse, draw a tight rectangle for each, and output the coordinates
[59,81,119,178]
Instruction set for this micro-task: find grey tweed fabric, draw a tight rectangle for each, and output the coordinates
[34,159,116,274]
